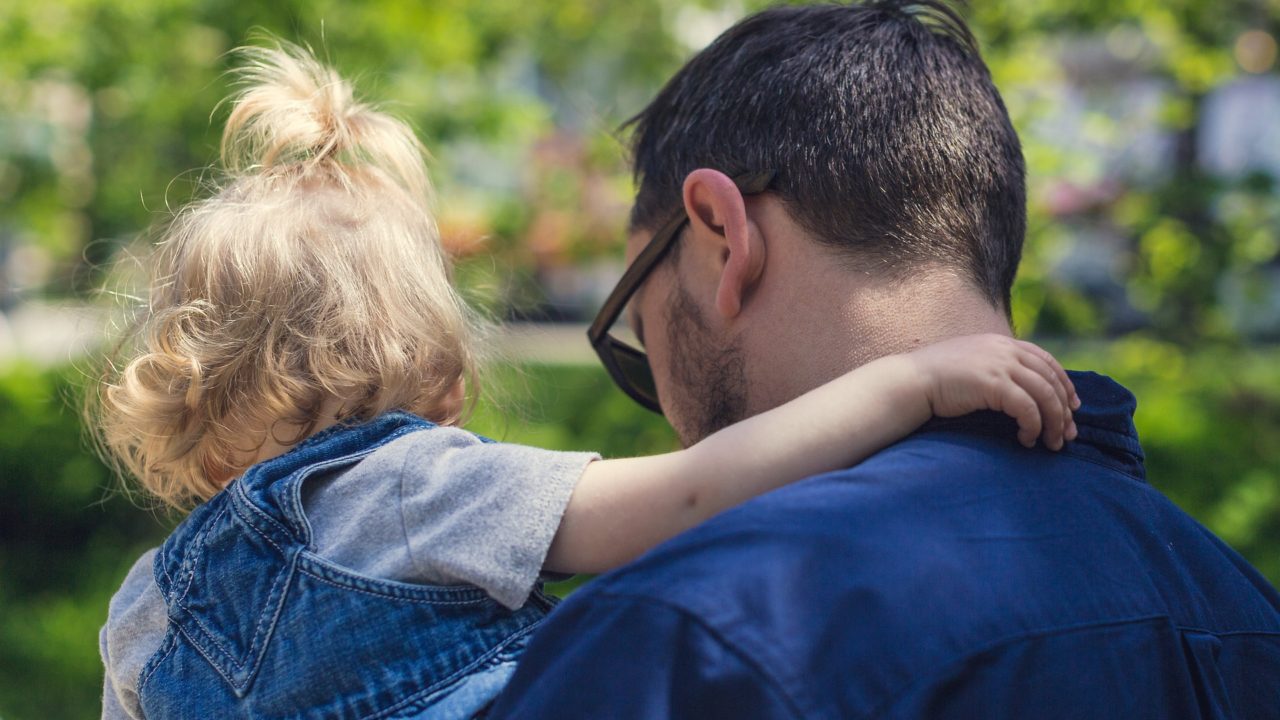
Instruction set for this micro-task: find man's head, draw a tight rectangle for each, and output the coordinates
[616,1,1026,444]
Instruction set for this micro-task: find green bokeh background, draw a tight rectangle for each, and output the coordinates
[2,1,1278,717]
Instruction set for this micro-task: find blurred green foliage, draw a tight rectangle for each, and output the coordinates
[4,0,1277,333]
[0,361,672,718]
[0,0,689,292]
[0,365,175,719]
[2,0,1278,718]
[2,352,1279,718]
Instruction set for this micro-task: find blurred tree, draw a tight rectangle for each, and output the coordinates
[0,366,176,718]
[3,0,1276,335]
[964,0,1280,341]
[1,1,1278,717]
[0,0,688,296]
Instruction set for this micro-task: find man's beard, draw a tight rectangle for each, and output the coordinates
[664,281,749,447]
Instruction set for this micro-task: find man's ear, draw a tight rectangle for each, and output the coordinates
[681,168,766,319]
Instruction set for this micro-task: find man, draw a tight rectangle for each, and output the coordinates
[491,2,1280,717]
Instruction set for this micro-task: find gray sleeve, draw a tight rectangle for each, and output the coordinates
[304,427,597,610]
[101,549,167,720]
[101,658,135,720]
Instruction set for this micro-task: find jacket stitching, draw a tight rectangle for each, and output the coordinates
[232,482,292,547]
[180,605,246,674]
[363,620,541,720]
[172,615,246,691]
[296,550,489,599]
[234,556,297,693]
[228,490,288,556]
[296,565,491,605]
[278,422,430,542]
[173,501,228,605]
[136,626,179,702]
[173,557,296,687]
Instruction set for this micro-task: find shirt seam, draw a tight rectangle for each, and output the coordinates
[396,445,424,581]
[1058,449,1147,483]
[592,588,809,719]
[917,423,1146,483]
[1174,626,1280,637]
[291,424,429,544]
[295,565,492,605]
[505,450,598,606]
[365,620,542,720]
[862,614,1173,720]
[136,625,179,703]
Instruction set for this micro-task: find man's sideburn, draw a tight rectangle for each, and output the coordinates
[663,278,750,447]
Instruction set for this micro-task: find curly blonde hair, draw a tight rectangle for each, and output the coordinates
[90,42,479,510]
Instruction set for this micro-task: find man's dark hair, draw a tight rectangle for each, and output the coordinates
[626,0,1025,312]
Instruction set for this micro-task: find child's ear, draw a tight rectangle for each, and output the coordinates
[430,377,467,425]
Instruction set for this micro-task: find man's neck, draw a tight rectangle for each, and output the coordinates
[739,264,1013,418]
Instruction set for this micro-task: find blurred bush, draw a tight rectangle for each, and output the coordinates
[1073,340,1280,581]
[3,1,1276,333]
[2,1,1277,718]
[0,365,174,719]
[2,351,1278,718]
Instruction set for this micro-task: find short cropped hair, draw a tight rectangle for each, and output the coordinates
[91,42,478,509]
[626,1,1026,311]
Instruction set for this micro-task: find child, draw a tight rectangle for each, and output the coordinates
[96,43,1077,720]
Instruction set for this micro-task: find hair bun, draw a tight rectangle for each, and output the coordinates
[220,41,430,199]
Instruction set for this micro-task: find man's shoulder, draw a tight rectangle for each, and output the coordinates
[592,430,1076,604]
[578,427,1276,652]
[510,424,1280,719]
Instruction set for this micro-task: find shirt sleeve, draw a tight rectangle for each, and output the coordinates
[101,626,136,720]
[100,549,165,720]
[396,428,598,609]
[487,590,804,719]
[303,426,598,610]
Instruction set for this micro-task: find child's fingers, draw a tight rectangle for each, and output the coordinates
[1001,384,1042,449]
[1016,340,1079,409]
[1018,343,1070,417]
[1013,343,1071,414]
[1014,350,1073,445]
[1009,364,1067,450]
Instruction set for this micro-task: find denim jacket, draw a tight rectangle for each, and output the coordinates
[137,412,556,719]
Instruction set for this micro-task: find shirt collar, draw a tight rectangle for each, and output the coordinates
[918,371,1146,482]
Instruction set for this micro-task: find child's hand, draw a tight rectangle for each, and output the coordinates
[906,335,1080,450]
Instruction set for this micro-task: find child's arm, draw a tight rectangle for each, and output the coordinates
[545,334,1078,574]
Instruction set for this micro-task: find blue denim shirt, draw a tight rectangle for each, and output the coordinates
[492,372,1280,718]
[139,412,555,719]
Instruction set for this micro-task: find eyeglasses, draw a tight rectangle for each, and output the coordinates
[588,169,777,412]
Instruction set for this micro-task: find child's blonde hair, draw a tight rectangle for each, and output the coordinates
[91,41,478,510]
